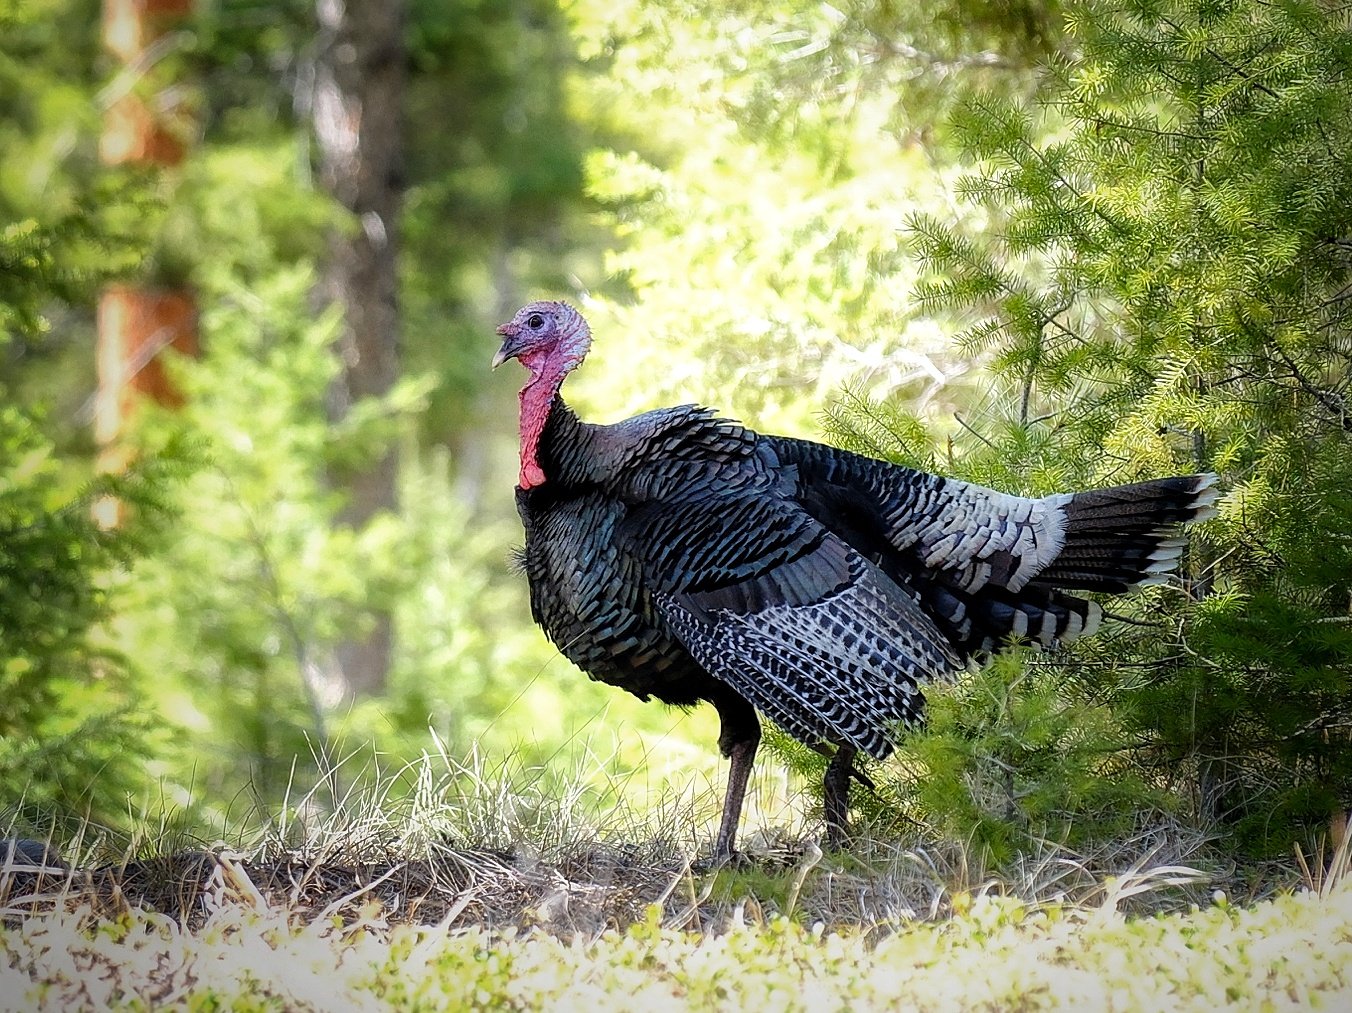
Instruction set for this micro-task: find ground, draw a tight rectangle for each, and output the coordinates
[3,829,1351,1011]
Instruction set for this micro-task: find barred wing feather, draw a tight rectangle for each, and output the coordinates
[624,495,962,759]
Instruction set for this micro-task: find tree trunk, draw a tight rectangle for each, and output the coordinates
[95,0,196,529]
[311,0,406,697]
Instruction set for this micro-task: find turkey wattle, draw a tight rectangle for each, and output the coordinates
[493,299,1218,860]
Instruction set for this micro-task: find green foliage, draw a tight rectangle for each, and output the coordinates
[0,219,65,342]
[116,251,427,806]
[892,653,1164,863]
[905,0,1352,854]
[0,392,185,832]
[0,0,181,829]
[0,0,150,444]
[570,0,1058,434]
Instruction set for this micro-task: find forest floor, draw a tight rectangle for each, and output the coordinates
[3,818,1351,1011]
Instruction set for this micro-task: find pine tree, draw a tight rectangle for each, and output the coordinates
[893,0,1352,855]
[0,217,179,833]
[0,0,185,835]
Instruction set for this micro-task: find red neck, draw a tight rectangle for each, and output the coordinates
[517,369,561,489]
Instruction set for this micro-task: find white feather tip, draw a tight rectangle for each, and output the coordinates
[1188,474,1220,518]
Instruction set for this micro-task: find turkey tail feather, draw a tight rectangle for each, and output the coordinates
[1035,473,1218,592]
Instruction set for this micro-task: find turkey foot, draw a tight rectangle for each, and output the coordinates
[691,849,754,873]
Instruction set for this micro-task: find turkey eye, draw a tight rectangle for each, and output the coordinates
[527,313,545,329]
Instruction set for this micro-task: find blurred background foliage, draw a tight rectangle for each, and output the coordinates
[2,0,1348,863]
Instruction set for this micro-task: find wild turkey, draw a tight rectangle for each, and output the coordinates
[493,300,1218,859]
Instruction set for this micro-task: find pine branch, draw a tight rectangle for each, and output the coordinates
[952,412,996,449]
[1269,341,1352,432]
[1086,116,1208,143]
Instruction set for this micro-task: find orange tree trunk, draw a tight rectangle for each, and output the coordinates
[95,0,196,501]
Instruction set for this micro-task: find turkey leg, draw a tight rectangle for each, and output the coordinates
[823,744,857,849]
[712,694,761,861]
[714,737,758,861]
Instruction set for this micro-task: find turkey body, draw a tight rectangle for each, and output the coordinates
[517,402,960,747]
[496,300,1218,859]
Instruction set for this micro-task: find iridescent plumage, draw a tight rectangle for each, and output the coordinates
[494,301,1218,859]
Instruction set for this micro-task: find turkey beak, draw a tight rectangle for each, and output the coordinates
[492,323,522,369]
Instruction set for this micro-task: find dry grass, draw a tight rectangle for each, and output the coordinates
[2,745,1315,941]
